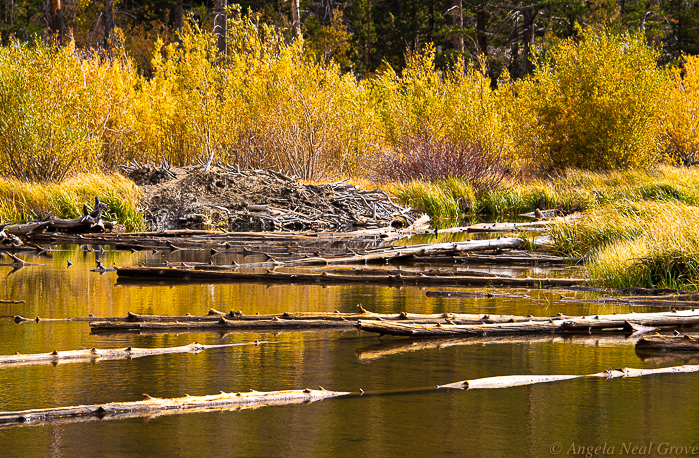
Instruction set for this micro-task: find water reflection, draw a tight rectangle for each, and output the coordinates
[0,245,697,456]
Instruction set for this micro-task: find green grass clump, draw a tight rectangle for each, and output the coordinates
[388,166,699,222]
[0,173,145,232]
[387,177,476,227]
[550,200,699,289]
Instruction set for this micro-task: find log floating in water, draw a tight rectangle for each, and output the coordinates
[3,363,699,428]
[76,310,699,333]
[0,253,41,268]
[115,267,586,288]
[15,308,562,325]
[438,364,699,390]
[357,310,699,337]
[0,388,350,427]
[635,334,699,352]
[0,341,270,368]
[90,317,360,332]
[425,290,530,299]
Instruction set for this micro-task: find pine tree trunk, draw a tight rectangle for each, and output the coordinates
[451,0,463,52]
[49,0,64,45]
[215,0,227,54]
[290,0,300,38]
[103,0,114,49]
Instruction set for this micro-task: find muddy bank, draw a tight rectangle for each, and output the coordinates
[124,165,416,231]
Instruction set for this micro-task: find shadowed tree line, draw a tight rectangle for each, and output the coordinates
[2,0,699,76]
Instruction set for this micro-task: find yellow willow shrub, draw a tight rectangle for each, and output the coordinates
[131,10,371,178]
[516,26,670,170]
[370,46,517,167]
[131,24,227,166]
[239,42,374,179]
[0,40,136,181]
[665,55,699,165]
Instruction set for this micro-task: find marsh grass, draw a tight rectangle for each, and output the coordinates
[550,200,699,289]
[387,166,699,224]
[0,173,145,232]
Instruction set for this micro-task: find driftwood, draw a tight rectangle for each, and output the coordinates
[116,266,586,288]
[90,317,360,332]
[635,334,699,352]
[16,308,566,325]
[3,197,115,237]
[0,341,270,368]
[425,291,530,299]
[82,310,699,334]
[411,252,584,266]
[357,310,699,337]
[0,388,349,428]
[0,253,41,268]
[438,364,699,390]
[3,362,699,428]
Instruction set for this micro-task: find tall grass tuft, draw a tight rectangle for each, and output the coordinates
[550,200,699,289]
[387,178,476,227]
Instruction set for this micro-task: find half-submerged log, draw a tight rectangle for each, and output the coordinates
[358,310,699,337]
[84,310,699,333]
[90,317,360,332]
[635,334,699,352]
[116,267,586,288]
[0,388,350,427]
[0,341,269,368]
[4,197,115,237]
[0,253,42,268]
[438,365,699,390]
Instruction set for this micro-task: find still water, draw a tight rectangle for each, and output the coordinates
[0,245,698,457]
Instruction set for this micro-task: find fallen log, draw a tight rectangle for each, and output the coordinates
[5,196,113,237]
[3,363,698,428]
[411,253,584,265]
[635,334,699,352]
[0,341,270,368]
[0,253,41,267]
[425,291,530,299]
[116,267,587,288]
[438,365,699,390]
[0,388,350,427]
[357,310,699,337]
[90,317,360,332]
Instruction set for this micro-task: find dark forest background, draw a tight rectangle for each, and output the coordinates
[1,0,697,76]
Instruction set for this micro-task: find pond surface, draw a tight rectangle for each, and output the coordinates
[1,245,698,457]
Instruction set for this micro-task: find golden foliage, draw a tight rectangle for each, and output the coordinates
[516,26,670,170]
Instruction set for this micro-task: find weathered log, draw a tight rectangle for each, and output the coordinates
[90,317,360,332]
[635,334,699,352]
[0,253,41,267]
[358,320,565,337]
[116,266,587,288]
[0,388,350,427]
[411,253,584,265]
[438,365,699,390]
[17,308,559,325]
[0,299,25,304]
[358,310,699,337]
[425,290,530,299]
[5,196,112,237]
[0,341,270,368]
